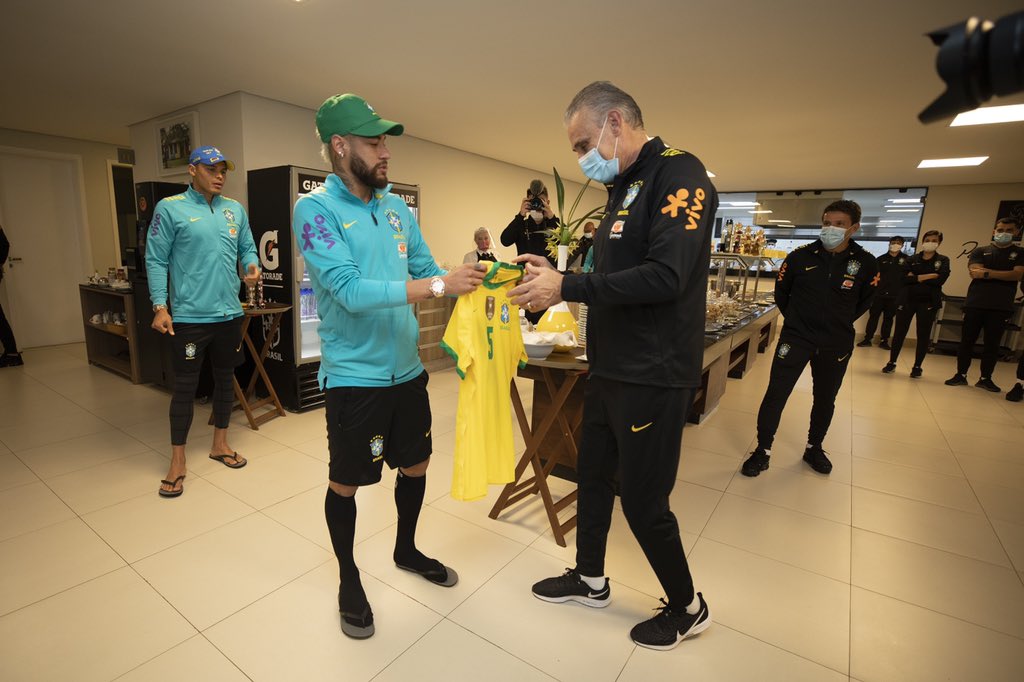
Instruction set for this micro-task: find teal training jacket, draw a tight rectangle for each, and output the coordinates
[145,185,259,323]
[294,174,444,388]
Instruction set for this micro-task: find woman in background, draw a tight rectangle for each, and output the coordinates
[882,230,950,378]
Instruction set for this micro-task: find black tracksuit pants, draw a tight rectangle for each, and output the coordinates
[574,375,696,610]
[756,341,851,450]
[168,318,243,445]
[956,308,1011,378]
[863,295,897,342]
[889,298,939,368]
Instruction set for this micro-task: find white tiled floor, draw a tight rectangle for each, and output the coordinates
[1,341,1022,681]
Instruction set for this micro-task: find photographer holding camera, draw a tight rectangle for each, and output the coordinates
[501,179,558,321]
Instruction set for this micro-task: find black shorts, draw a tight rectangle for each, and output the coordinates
[325,370,432,486]
[169,317,244,375]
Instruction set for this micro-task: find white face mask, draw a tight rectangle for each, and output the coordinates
[920,242,939,253]
[889,246,902,255]
[529,210,544,222]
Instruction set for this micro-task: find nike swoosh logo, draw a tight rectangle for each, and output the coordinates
[631,422,653,433]
[805,265,817,270]
[838,353,850,362]
[588,588,609,598]
[189,217,202,222]
[343,221,357,229]
[425,430,431,438]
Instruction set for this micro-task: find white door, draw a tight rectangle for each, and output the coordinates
[0,151,91,348]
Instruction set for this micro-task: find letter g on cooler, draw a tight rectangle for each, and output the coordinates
[259,230,279,271]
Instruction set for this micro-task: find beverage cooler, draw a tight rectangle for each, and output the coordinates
[246,166,421,411]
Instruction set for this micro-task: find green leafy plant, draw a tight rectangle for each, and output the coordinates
[545,167,604,260]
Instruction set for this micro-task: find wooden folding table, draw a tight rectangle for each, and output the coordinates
[210,303,291,430]
[489,349,587,547]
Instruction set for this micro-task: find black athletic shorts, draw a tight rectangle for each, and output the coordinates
[169,317,244,375]
[325,370,432,486]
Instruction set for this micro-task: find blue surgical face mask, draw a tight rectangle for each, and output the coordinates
[993,232,1014,245]
[578,116,619,184]
[819,226,848,250]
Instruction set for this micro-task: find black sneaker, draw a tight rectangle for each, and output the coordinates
[881,362,896,374]
[878,340,892,351]
[803,444,833,474]
[857,339,872,348]
[532,568,610,608]
[910,366,922,379]
[338,590,374,639]
[976,377,1001,393]
[630,594,711,651]
[0,353,24,368]
[1007,383,1023,402]
[741,448,770,477]
[945,373,968,386]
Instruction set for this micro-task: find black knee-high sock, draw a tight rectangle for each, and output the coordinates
[393,471,432,569]
[324,488,365,611]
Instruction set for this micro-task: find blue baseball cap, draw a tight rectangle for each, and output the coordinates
[188,146,235,170]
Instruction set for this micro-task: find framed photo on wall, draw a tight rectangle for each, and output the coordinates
[156,112,199,176]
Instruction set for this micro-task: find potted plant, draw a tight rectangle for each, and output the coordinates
[545,167,604,271]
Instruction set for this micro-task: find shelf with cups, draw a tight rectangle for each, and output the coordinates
[79,284,142,383]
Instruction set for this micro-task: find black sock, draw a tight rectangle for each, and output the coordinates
[324,488,365,612]
[393,471,434,570]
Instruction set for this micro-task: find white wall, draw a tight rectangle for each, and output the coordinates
[918,183,1024,299]
[131,91,606,267]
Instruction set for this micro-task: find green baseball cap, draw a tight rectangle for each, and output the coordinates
[316,94,404,142]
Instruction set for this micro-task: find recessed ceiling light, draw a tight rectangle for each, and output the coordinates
[886,209,920,213]
[724,202,759,206]
[888,198,925,204]
[706,170,716,178]
[748,210,773,214]
[878,220,904,223]
[767,219,791,223]
[918,157,988,168]
[950,104,1024,127]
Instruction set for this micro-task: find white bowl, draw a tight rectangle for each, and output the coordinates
[524,342,555,360]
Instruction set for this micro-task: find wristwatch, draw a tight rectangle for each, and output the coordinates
[153,304,167,312]
[428,276,446,298]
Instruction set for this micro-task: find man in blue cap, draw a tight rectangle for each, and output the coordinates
[295,94,485,639]
[146,146,260,498]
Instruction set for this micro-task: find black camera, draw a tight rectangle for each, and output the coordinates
[919,10,1024,123]
[529,197,544,211]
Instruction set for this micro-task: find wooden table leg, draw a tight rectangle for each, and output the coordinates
[489,370,582,547]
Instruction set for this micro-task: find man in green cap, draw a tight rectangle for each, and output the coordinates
[295,93,486,639]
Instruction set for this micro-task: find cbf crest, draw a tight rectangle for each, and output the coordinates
[384,208,403,232]
[500,302,510,324]
[1011,251,1019,261]
[223,209,235,224]
[485,296,495,320]
[622,180,643,209]
[846,260,861,276]
[185,342,197,360]
[777,342,791,359]
[369,435,384,462]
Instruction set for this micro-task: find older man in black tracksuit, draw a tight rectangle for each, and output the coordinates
[508,81,715,652]
[743,200,878,477]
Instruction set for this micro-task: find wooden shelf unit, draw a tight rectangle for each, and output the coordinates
[79,284,142,383]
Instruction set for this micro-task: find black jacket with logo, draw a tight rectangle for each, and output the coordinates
[500,214,557,264]
[561,137,717,388]
[875,252,909,298]
[775,239,878,351]
[899,252,950,307]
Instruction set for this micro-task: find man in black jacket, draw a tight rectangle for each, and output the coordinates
[742,200,878,477]
[945,217,1024,392]
[509,81,715,652]
[501,180,558,322]
[0,225,23,368]
[858,236,906,349]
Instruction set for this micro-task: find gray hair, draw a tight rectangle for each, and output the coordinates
[564,81,644,129]
[474,227,491,239]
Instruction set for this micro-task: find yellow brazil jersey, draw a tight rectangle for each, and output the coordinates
[440,262,528,501]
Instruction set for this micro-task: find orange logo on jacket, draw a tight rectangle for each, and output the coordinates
[660,187,706,230]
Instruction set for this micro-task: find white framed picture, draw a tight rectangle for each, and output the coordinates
[156,112,199,176]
